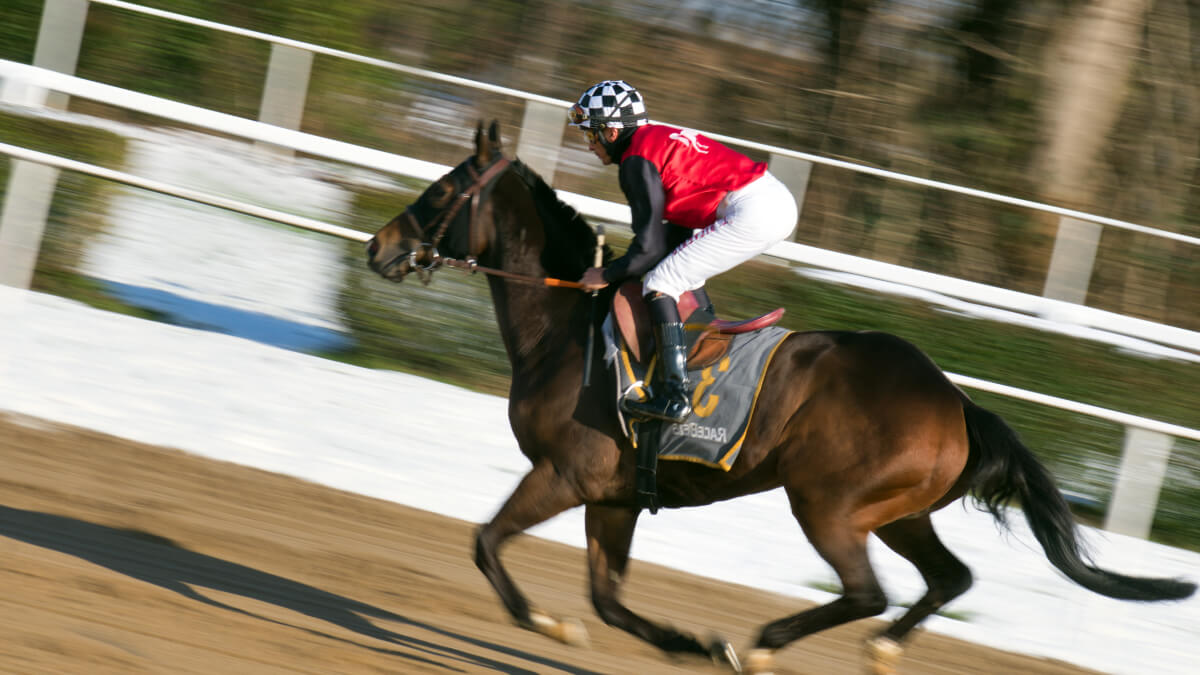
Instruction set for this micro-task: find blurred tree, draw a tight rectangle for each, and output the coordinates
[1036,0,1146,212]
[791,0,885,254]
[786,0,1199,317]
[511,0,572,91]
[1095,0,1198,323]
[1032,0,1198,326]
[914,0,1042,285]
[0,1,41,63]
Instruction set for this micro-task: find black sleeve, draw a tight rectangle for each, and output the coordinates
[604,156,670,284]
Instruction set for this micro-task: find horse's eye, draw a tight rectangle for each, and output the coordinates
[432,179,455,208]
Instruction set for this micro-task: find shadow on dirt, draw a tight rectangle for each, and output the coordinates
[0,505,603,675]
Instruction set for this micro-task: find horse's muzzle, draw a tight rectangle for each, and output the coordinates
[365,237,410,282]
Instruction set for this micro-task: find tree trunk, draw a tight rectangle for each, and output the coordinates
[1036,0,1148,209]
[1114,0,1198,321]
[1032,0,1149,310]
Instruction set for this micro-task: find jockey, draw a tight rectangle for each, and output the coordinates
[570,80,798,424]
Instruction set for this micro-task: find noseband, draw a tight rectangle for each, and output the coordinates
[401,157,511,284]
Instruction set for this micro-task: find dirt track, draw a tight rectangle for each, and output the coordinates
[0,413,1100,674]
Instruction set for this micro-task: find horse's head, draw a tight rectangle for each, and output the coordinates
[367,120,509,283]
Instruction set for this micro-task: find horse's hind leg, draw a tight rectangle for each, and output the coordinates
[584,505,739,669]
[866,514,973,674]
[475,460,586,645]
[747,509,888,674]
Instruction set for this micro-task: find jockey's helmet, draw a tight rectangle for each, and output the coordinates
[567,80,649,130]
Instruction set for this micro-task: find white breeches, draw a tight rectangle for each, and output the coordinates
[643,171,797,301]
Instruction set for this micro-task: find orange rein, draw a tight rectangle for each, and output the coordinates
[439,258,585,289]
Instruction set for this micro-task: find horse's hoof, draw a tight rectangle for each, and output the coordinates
[706,636,741,673]
[744,648,775,675]
[557,616,589,647]
[528,610,590,647]
[864,636,903,675]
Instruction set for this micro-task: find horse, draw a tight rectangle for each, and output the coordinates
[366,121,1195,674]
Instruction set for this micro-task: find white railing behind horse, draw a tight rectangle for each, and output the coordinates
[3,60,1197,359]
[24,0,1200,312]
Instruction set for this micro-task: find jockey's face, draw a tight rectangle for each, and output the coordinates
[583,127,621,165]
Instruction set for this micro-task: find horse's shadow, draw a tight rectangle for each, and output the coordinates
[0,505,603,675]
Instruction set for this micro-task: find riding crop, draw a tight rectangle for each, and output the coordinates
[582,225,605,387]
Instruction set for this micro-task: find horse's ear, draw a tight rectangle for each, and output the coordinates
[474,120,502,164]
[488,120,501,151]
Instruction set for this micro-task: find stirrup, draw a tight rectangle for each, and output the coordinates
[621,391,691,424]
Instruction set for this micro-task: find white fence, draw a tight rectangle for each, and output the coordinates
[3,59,1197,359]
[10,0,1199,353]
[1,1,1197,541]
[30,0,1200,298]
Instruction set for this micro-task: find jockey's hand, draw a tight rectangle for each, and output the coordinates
[579,267,608,292]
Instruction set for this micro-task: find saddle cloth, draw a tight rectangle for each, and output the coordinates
[603,315,793,470]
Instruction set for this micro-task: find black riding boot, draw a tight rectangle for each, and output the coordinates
[622,293,692,424]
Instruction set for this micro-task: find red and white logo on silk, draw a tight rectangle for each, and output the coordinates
[669,129,710,154]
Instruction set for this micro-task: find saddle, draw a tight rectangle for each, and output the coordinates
[611,282,785,369]
[606,283,794,513]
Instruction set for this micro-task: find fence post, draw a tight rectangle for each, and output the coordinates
[767,153,812,241]
[515,100,564,184]
[27,0,90,109]
[0,162,61,289]
[0,0,85,287]
[255,43,314,158]
[1041,216,1102,307]
[1104,426,1173,539]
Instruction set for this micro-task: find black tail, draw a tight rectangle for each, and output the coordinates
[962,402,1196,602]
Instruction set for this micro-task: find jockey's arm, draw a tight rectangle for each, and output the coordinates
[599,157,669,286]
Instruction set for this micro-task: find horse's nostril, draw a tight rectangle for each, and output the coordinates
[366,238,379,260]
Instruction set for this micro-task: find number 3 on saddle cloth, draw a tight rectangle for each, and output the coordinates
[601,282,793,472]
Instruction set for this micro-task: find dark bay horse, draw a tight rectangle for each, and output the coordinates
[366,121,1194,674]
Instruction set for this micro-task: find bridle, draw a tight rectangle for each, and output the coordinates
[398,156,511,285]
[386,155,587,290]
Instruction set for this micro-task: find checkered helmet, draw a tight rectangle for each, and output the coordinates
[567,80,649,130]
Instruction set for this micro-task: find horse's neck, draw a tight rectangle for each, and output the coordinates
[483,196,584,379]
[486,277,581,379]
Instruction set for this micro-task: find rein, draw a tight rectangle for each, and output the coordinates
[402,156,585,290]
[440,258,585,289]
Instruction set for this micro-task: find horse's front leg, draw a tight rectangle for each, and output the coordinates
[474,459,588,645]
[585,505,741,672]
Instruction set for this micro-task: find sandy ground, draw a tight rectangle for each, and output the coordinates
[0,413,1102,675]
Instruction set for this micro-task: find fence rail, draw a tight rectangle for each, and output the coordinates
[0,140,371,242]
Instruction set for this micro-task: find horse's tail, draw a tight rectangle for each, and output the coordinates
[961,401,1196,602]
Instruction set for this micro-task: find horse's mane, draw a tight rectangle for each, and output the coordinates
[510,159,614,280]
